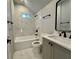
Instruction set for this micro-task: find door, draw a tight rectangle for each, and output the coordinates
[7,20,14,59]
[42,38,52,59]
[7,0,14,59]
[7,40,11,59]
[7,18,14,59]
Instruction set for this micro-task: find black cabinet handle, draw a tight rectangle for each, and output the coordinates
[48,42,53,46]
[51,44,53,46]
[49,42,51,44]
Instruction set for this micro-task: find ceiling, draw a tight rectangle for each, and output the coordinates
[14,0,52,14]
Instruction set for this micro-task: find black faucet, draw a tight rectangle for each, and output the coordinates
[69,35,71,39]
[59,32,62,36]
[61,31,67,38]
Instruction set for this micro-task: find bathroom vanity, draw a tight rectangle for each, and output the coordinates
[41,0,71,58]
[42,34,71,59]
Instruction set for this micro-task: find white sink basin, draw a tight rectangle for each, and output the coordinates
[48,35,70,44]
[48,35,58,37]
[48,35,60,39]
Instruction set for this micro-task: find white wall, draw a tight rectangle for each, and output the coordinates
[36,0,71,38]
[24,0,52,13]
[36,0,58,35]
[14,5,36,37]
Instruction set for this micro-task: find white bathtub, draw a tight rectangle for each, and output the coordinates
[14,35,39,51]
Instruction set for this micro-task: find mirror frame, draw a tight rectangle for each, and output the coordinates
[55,0,71,32]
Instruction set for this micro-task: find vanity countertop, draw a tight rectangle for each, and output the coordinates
[41,33,71,51]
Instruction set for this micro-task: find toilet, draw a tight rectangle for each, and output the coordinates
[32,41,42,54]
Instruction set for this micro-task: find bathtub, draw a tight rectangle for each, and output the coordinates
[14,35,39,51]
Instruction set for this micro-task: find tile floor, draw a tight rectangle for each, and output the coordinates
[13,48,42,59]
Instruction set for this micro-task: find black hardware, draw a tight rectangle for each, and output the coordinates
[61,31,67,38]
[43,14,51,18]
[7,20,13,24]
[34,15,38,17]
[69,35,71,39]
[35,29,38,36]
[51,44,53,46]
[49,42,51,44]
[7,39,11,44]
[35,33,38,36]
[7,36,11,44]
[60,22,70,24]
[59,32,62,36]
[36,29,38,32]
[43,17,45,18]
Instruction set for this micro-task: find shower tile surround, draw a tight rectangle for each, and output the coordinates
[14,5,36,37]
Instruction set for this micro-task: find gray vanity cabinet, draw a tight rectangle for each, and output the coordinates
[42,38,54,59]
[42,38,71,59]
[53,44,71,59]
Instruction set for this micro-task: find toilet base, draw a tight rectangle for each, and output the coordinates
[32,46,42,57]
[32,41,42,56]
[32,46,41,54]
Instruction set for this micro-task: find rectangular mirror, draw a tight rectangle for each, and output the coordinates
[55,0,71,32]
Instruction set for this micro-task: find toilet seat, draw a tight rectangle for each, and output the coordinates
[32,41,42,47]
